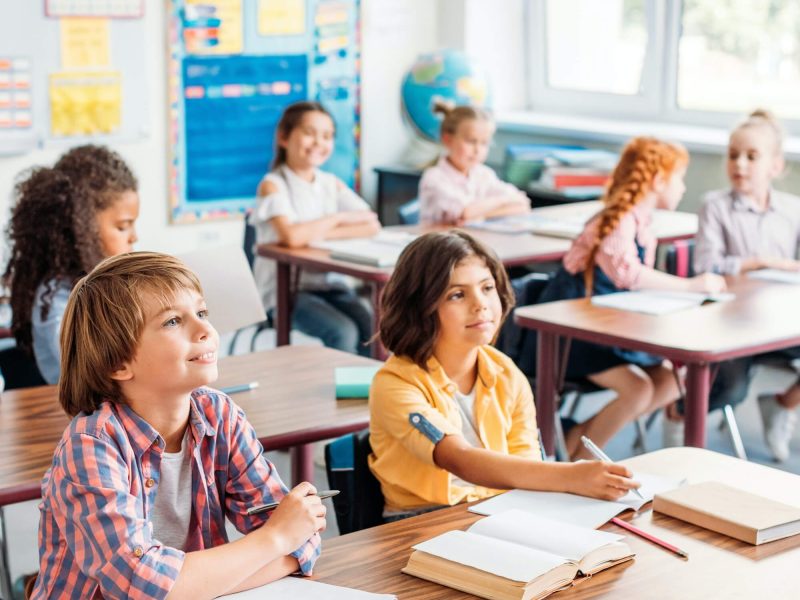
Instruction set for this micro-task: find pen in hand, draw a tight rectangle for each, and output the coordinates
[580,436,644,500]
[247,490,340,515]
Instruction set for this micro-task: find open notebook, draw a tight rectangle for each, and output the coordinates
[467,214,585,238]
[469,471,683,528]
[311,231,416,267]
[403,509,633,600]
[590,290,735,316]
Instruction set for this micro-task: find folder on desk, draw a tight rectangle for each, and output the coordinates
[335,366,381,398]
[653,481,800,545]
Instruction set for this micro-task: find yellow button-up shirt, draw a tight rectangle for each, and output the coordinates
[368,345,540,511]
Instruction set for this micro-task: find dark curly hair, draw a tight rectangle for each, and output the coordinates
[3,145,138,356]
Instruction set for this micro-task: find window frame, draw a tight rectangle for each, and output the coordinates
[525,0,800,135]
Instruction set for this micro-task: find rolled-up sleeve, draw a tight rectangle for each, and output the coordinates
[595,217,647,289]
[52,433,184,600]
[223,404,320,575]
[694,199,741,275]
[369,370,461,466]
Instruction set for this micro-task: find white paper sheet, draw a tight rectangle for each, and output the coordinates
[590,290,734,315]
[468,509,622,561]
[747,269,800,285]
[469,472,683,528]
[218,577,396,599]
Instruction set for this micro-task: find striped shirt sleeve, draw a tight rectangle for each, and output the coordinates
[52,431,185,600]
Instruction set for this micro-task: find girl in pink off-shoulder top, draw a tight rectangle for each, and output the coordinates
[538,137,725,459]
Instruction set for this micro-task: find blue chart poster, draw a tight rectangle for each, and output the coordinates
[167,0,361,223]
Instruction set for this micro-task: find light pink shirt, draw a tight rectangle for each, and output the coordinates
[419,156,526,225]
[563,203,657,290]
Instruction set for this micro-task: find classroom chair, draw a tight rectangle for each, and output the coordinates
[227,215,273,354]
[397,198,420,225]
[664,240,747,460]
[324,428,384,534]
[0,346,46,390]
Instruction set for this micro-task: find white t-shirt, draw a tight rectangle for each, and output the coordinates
[249,165,371,310]
[150,431,192,551]
[450,385,484,490]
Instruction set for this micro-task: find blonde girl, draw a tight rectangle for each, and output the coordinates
[418,101,529,225]
[538,137,726,459]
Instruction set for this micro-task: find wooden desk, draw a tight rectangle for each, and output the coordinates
[0,345,378,508]
[514,276,800,456]
[313,448,800,599]
[259,206,698,358]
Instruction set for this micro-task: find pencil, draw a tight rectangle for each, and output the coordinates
[611,517,689,559]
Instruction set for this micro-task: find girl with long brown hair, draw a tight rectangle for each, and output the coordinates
[539,137,726,459]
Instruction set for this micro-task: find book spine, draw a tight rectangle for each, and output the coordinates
[653,495,758,545]
[335,384,369,399]
[549,174,610,188]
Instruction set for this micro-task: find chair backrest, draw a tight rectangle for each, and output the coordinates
[243,213,258,271]
[324,428,384,534]
[495,272,552,375]
[664,239,695,278]
[0,346,47,390]
[397,198,421,225]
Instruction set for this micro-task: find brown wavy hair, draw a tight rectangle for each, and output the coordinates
[378,230,514,369]
[3,145,137,355]
[583,137,688,294]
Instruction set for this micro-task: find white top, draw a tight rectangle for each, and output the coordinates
[419,156,526,225]
[450,385,483,490]
[150,431,192,551]
[249,165,370,310]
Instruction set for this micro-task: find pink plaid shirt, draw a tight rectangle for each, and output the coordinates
[32,389,320,599]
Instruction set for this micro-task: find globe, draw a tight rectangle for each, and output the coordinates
[401,50,492,143]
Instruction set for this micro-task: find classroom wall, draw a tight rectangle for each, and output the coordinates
[0,0,439,260]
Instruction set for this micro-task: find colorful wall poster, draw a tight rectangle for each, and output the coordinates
[60,18,111,69]
[0,58,33,130]
[45,0,144,18]
[259,0,306,36]
[49,70,121,136]
[184,0,243,55]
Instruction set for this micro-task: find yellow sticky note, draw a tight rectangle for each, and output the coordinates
[60,18,110,69]
[49,71,121,136]
[258,0,305,36]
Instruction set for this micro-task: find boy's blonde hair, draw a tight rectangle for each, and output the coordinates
[733,108,785,156]
[59,251,203,416]
[433,99,493,139]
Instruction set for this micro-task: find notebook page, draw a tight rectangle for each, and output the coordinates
[591,292,702,315]
[468,509,622,561]
[412,530,569,584]
[218,576,396,599]
[748,269,800,285]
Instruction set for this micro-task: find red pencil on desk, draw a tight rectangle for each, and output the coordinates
[611,517,689,559]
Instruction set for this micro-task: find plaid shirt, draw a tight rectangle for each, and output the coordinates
[31,388,321,599]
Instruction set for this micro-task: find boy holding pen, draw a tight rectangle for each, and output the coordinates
[31,252,324,600]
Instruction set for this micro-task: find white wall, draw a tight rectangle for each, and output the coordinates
[0,0,440,259]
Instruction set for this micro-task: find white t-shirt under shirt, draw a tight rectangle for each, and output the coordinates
[150,431,192,551]
[450,385,484,490]
[249,165,371,310]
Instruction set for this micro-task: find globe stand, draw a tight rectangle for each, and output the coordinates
[399,134,440,170]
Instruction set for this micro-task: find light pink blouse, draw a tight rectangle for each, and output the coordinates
[562,203,657,290]
[419,156,526,225]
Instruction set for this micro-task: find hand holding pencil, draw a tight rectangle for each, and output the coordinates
[256,482,328,555]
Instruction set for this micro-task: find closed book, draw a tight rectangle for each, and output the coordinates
[334,366,381,398]
[402,510,633,600]
[539,168,610,190]
[653,481,800,545]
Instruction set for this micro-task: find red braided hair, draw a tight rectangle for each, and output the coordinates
[584,137,688,295]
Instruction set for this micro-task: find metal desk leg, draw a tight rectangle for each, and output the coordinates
[291,444,314,486]
[536,332,559,459]
[684,363,711,447]
[276,262,292,346]
[0,506,12,600]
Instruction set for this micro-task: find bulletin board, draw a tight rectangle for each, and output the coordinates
[167,0,361,223]
[0,0,148,156]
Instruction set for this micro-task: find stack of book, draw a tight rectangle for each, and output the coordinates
[502,143,586,189]
[536,148,617,199]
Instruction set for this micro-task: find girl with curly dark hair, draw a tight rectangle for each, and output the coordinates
[3,144,139,384]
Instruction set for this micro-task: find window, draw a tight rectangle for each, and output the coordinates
[527,0,800,131]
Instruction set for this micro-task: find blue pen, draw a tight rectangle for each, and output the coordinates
[220,382,259,395]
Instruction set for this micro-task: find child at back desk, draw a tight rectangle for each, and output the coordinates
[694,109,800,462]
[419,101,530,225]
[537,137,726,458]
[3,145,140,384]
[250,101,380,356]
[368,231,640,519]
[30,252,323,600]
